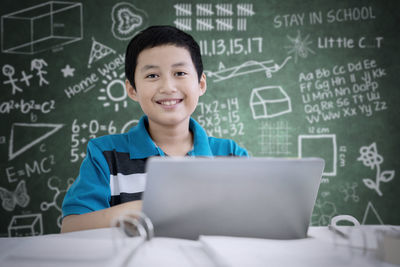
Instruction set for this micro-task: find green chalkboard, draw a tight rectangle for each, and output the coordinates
[1,0,399,235]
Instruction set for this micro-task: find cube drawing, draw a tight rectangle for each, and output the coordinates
[8,213,43,237]
[1,1,83,54]
[250,86,292,119]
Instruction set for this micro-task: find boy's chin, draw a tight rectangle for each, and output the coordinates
[148,115,191,127]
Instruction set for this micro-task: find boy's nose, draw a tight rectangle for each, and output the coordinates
[159,77,177,94]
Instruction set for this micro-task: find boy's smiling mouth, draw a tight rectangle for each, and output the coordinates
[156,99,183,106]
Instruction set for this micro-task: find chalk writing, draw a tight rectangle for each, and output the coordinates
[273,6,376,28]
[5,155,56,183]
[199,37,263,57]
[298,59,388,123]
[70,119,118,163]
[0,99,55,114]
[195,97,244,138]
[64,54,124,99]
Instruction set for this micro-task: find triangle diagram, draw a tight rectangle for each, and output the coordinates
[8,123,64,161]
[87,38,116,68]
[362,202,383,225]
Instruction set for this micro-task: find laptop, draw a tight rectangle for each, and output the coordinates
[142,157,324,240]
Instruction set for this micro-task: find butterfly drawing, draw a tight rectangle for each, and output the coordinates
[0,180,30,211]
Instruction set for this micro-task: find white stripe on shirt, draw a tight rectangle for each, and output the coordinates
[110,173,147,196]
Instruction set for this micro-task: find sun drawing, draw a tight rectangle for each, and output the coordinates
[97,71,128,112]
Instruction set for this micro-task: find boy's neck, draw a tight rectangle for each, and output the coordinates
[147,119,193,156]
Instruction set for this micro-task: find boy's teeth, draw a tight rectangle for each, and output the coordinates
[160,100,178,106]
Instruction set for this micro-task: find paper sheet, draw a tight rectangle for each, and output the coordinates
[1,235,143,267]
[199,235,389,267]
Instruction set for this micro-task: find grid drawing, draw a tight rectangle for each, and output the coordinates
[259,120,291,156]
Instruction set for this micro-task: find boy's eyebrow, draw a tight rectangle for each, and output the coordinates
[171,62,189,68]
[140,65,159,72]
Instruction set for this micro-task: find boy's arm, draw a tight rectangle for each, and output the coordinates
[61,200,142,233]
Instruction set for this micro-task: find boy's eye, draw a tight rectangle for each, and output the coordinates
[175,72,187,77]
[146,74,158,79]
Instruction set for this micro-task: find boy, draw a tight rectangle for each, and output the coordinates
[61,26,248,233]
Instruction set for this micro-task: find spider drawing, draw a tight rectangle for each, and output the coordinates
[285,30,315,63]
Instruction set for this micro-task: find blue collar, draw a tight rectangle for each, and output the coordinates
[128,116,213,159]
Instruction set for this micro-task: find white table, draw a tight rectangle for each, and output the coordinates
[0,226,398,267]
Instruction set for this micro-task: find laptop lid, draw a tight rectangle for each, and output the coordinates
[142,157,324,240]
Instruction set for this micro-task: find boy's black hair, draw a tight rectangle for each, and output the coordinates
[125,25,203,89]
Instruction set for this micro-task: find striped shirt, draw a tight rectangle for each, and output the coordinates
[62,116,248,217]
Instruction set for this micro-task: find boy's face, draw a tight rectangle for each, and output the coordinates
[126,45,206,129]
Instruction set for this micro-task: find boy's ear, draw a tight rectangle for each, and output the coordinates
[199,73,207,96]
[126,79,138,101]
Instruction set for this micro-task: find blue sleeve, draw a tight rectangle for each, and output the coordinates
[208,137,249,157]
[233,142,249,157]
[62,140,111,217]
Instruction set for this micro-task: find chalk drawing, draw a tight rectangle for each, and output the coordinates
[196,4,213,16]
[97,71,128,112]
[0,180,30,211]
[196,18,213,31]
[8,213,43,237]
[237,3,255,16]
[2,64,23,94]
[121,119,139,133]
[111,2,148,41]
[1,2,83,55]
[357,142,395,196]
[61,64,75,78]
[20,70,33,87]
[174,3,255,32]
[362,202,383,225]
[339,182,360,202]
[312,199,337,226]
[30,59,49,86]
[321,191,330,198]
[174,18,192,31]
[87,38,116,68]
[41,176,74,228]
[204,57,291,83]
[9,123,64,161]
[174,3,192,16]
[298,134,337,176]
[216,4,233,16]
[285,30,315,63]
[237,18,247,31]
[259,120,292,155]
[250,86,292,119]
[216,18,233,31]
